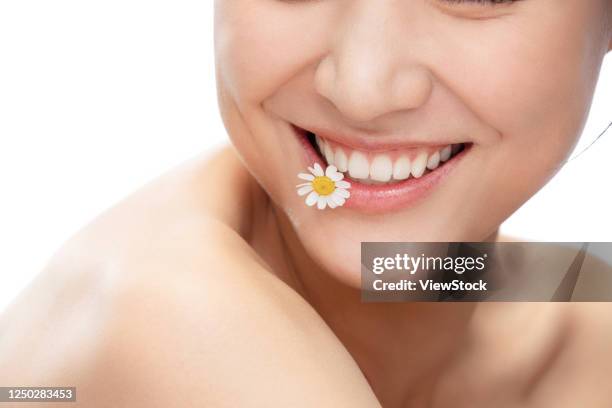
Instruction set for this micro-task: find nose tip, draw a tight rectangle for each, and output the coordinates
[314,53,433,123]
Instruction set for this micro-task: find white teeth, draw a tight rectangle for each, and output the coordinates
[440,145,452,162]
[335,148,348,172]
[323,143,335,166]
[426,151,440,170]
[314,134,460,183]
[393,156,411,180]
[370,155,393,182]
[411,152,428,178]
[348,151,370,179]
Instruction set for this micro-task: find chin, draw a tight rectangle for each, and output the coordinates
[289,210,493,289]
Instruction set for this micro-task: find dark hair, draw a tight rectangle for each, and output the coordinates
[569,121,612,162]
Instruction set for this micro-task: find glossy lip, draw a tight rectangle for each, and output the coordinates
[294,125,470,214]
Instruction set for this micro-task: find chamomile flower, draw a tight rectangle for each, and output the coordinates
[296,163,351,210]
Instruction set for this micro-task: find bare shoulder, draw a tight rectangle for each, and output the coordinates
[0,147,379,407]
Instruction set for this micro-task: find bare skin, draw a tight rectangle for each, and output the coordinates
[0,149,380,407]
[2,2,612,406]
[2,147,612,408]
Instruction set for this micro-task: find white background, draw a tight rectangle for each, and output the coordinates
[0,1,610,312]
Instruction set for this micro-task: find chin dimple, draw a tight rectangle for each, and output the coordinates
[313,135,463,184]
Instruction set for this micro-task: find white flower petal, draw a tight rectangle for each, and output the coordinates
[335,188,350,199]
[325,165,338,177]
[298,173,315,181]
[326,196,337,209]
[317,195,327,210]
[331,193,346,207]
[329,172,343,182]
[313,163,324,177]
[325,165,345,181]
[297,185,313,196]
[305,191,319,207]
[335,180,351,189]
[296,182,311,187]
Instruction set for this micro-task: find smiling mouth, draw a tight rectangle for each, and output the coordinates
[293,125,471,213]
[305,131,466,185]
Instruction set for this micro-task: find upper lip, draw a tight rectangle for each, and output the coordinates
[294,124,468,152]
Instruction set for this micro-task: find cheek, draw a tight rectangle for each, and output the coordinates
[214,2,341,207]
[214,1,333,106]
[422,5,608,239]
[445,5,606,160]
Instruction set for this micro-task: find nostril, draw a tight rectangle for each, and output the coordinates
[315,55,382,121]
[316,56,391,122]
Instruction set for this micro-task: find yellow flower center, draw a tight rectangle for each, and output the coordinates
[312,176,335,196]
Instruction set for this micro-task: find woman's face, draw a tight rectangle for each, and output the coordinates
[214,0,611,286]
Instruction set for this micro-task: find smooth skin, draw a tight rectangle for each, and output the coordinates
[2,150,612,408]
[2,1,612,407]
[216,0,612,286]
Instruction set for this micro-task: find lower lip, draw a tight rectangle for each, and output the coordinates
[294,126,468,213]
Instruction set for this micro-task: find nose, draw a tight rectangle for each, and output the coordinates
[314,3,433,123]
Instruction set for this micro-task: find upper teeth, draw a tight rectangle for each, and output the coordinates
[315,136,457,183]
